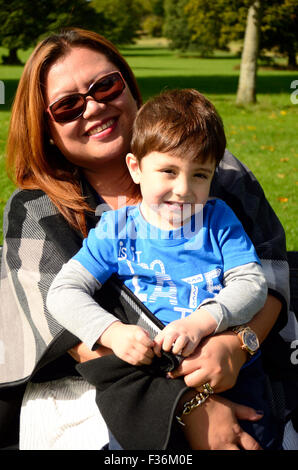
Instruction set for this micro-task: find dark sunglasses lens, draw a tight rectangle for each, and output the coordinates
[51,95,85,122]
[50,73,125,122]
[92,74,125,102]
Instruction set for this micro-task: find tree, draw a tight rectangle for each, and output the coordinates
[236,0,262,104]
[0,0,106,64]
[0,1,47,63]
[186,0,230,54]
[91,0,144,45]
[167,0,248,54]
[141,0,165,37]
[163,0,195,51]
[167,0,297,66]
[261,0,298,68]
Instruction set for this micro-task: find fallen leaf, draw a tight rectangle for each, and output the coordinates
[278,197,288,203]
[260,145,275,151]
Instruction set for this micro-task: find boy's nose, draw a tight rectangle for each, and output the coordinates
[173,177,191,198]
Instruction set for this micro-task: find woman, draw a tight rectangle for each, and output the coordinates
[0,28,289,450]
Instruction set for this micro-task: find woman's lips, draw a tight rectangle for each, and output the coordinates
[87,118,117,137]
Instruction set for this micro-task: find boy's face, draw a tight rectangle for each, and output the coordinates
[126,151,215,229]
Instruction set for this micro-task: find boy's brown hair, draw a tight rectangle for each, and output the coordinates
[131,88,226,166]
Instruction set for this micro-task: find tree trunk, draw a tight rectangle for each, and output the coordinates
[2,48,21,65]
[236,0,261,104]
[287,49,297,69]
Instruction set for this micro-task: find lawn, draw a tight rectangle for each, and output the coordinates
[0,40,297,249]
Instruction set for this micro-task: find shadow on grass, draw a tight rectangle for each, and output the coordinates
[0,73,295,112]
[0,79,19,111]
[137,75,295,101]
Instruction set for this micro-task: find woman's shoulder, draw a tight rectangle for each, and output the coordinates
[7,187,50,204]
[5,188,59,219]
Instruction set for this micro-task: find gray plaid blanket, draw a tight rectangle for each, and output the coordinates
[0,150,290,386]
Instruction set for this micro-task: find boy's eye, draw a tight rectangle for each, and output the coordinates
[194,173,207,179]
[160,168,175,174]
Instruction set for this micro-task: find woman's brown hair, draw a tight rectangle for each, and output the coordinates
[6,28,142,237]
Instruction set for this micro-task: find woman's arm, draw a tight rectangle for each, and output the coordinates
[0,189,84,385]
[170,292,282,392]
[179,392,264,450]
[76,353,264,450]
[211,150,289,328]
[68,342,113,363]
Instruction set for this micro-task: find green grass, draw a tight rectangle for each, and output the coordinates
[0,40,297,249]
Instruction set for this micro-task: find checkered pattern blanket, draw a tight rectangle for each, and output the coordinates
[0,150,290,387]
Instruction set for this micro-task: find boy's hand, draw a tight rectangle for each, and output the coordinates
[99,321,155,366]
[154,308,217,357]
[154,317,202,357]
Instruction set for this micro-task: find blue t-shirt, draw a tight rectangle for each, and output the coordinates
[74,199,260,326]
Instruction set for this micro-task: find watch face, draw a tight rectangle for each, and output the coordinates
[242,329,259,353]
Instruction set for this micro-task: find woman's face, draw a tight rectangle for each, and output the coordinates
[45,47,138,172]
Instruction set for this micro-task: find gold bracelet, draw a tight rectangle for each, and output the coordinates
[176,391,210,426]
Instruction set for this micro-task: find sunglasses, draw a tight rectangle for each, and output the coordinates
[47,71,126,123]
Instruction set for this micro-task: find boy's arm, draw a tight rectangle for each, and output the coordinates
[198,262,268,332]
[46,259,119,350]
[154,262,266,357]
[47,259,155,364]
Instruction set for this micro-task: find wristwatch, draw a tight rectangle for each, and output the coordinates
[232,326,260,356]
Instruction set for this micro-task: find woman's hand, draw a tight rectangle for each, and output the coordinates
[170,294,282,393]
[68,342,113,363]
[169,331,247,393]
[181,393,263,450]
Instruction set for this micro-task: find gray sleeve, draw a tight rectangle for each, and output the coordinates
[46,259,119,350]
[198,262,268,333]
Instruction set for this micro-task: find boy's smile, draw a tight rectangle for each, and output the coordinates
[126,151,215,230]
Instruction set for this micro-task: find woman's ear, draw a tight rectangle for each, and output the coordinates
[126,153,141,184]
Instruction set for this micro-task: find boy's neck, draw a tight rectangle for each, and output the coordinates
[140,201,197,231]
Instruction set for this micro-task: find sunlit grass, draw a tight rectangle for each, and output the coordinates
[0,40,297,249]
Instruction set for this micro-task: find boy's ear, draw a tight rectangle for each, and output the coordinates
[126,153,141,184]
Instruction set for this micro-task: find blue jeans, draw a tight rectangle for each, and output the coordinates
[108,431,123,450]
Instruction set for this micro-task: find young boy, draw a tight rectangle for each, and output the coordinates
[47,89,267,367]
[47,89,282,449]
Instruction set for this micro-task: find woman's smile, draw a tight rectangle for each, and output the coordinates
[86,118,117,138]
[46,47,138,171]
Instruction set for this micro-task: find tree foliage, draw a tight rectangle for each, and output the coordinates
[163,0,297,65]
[260,0,298,67]
[0,0,144,64]
[163,0,249,54]
[163,0,195,51]
[91,0,144,45]
[141,0,165,37]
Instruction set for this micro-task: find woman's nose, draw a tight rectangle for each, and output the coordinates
[82,97,107,119]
